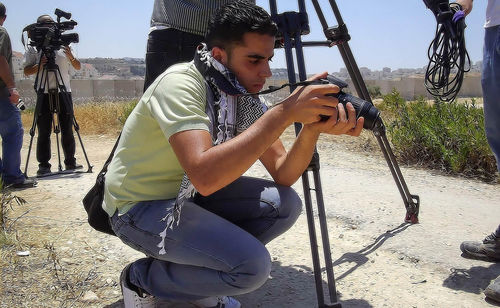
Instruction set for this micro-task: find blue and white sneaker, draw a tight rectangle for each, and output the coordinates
[191,296,241,308]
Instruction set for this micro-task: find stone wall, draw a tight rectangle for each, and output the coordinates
[17,79,145,106]
[16,75,482,106]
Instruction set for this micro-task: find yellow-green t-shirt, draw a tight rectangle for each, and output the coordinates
[103,62,210,216]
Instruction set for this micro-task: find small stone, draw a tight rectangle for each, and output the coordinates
[60,258,75,265]
[81,290,99,302]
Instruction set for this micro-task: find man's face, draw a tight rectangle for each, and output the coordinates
[216,32,275,93]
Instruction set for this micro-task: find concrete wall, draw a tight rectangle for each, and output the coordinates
[16,76,482,106]
[17,79,145,106]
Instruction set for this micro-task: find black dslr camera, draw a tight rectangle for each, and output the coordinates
[319,75,381,130]
[23,9,79,53]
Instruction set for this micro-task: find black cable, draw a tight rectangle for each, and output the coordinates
[424,2,470,102]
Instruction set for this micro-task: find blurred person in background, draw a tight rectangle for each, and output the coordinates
[456,0,500,303]
[0,2,36,188]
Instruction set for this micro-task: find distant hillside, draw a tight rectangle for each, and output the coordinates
[79,57,145,78]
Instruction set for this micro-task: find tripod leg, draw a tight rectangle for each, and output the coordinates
[23,112,38,177]
[373,126,420,223]
[302,172,327,308]
[66,96,93,173]
[49,89,63,172]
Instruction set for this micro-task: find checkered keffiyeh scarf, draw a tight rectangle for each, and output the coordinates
[158,44,268,255]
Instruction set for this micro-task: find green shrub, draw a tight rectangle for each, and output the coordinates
[118,100,139,125]
[367,85,382,98]
[380,89,497,182]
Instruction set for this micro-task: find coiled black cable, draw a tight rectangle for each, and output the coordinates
[424,2,470,102]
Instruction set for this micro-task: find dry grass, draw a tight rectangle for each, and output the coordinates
[20,100,138,136]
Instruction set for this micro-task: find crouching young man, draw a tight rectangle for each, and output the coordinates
[103,1,364,307]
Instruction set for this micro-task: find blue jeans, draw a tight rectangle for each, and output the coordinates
[0,96,25,185]
[482,25,500,173]
[110,176,302,302]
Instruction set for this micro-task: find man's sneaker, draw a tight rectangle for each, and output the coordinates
[9,177,37,189]
[120,265,155,308]
[460,233,500,261]
[191,296,241,308]
[65,163,83,171]
[485,276,500,303]
[36,166,51,176]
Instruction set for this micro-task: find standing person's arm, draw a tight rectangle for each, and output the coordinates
[63,45,80,70]
[23,50,45,76]
[0,55,18,104]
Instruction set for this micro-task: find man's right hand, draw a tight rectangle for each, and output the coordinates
[455,0,473,16]
[279,72,340,125]
[8,87,20,105]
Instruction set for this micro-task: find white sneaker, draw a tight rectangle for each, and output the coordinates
[120,265,155,308]
[191,296,241,308]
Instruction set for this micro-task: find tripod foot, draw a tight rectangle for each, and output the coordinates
[322,303,342,308]
[405,212,419,224]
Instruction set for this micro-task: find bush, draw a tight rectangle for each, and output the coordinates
[367,85,382,98]
[118,100,138,125]
[380,89,497,182]
[21,100,138,136]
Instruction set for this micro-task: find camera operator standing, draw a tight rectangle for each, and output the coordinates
[23,14,82,176]
[0,2,36,188]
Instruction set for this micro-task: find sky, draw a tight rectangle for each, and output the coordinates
[1,0,488,74]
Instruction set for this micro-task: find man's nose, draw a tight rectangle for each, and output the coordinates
[260,63,272,78]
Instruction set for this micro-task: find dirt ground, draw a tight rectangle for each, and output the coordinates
[1,129,499,308]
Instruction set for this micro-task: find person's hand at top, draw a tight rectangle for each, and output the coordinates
[455,0,473,16]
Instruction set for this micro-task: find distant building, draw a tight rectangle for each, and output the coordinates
[72,63,99,79]
[12,51,24,81]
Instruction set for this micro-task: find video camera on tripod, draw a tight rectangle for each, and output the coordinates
[20,8,92,178]
[22,8,79,56]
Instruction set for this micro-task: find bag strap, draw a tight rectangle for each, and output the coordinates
[99,133,121,176]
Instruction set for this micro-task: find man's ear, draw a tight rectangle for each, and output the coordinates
[211,46,227,65]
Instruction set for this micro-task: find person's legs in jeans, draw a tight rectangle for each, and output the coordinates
[194,176,303,244]
[469,28,500,300]
[112,200,271,302]
[111,176,302,302]
[0,98,25,185]
[482,25,500,174]
[143,28,204,91]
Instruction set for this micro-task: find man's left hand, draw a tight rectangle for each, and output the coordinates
[304,101,364,136]
[62,46,74,60]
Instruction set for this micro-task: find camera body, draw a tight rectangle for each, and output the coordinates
[25,9,79,53]
[321,75,381,130]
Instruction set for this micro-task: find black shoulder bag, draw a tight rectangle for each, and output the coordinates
[82,134,121,236]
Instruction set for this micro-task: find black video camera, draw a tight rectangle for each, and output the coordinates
[320,75,381,130]
[23,9,79,54]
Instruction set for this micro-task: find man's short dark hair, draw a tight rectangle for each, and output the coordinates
[0,3,6,18]
[37,14,54,24]
[205,0,278,50]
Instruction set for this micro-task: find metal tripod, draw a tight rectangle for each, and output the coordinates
[24,51,92,177]
[269,0,420,307]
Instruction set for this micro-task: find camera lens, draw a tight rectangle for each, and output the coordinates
[337,93,380,130]
[325,92,380,130]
